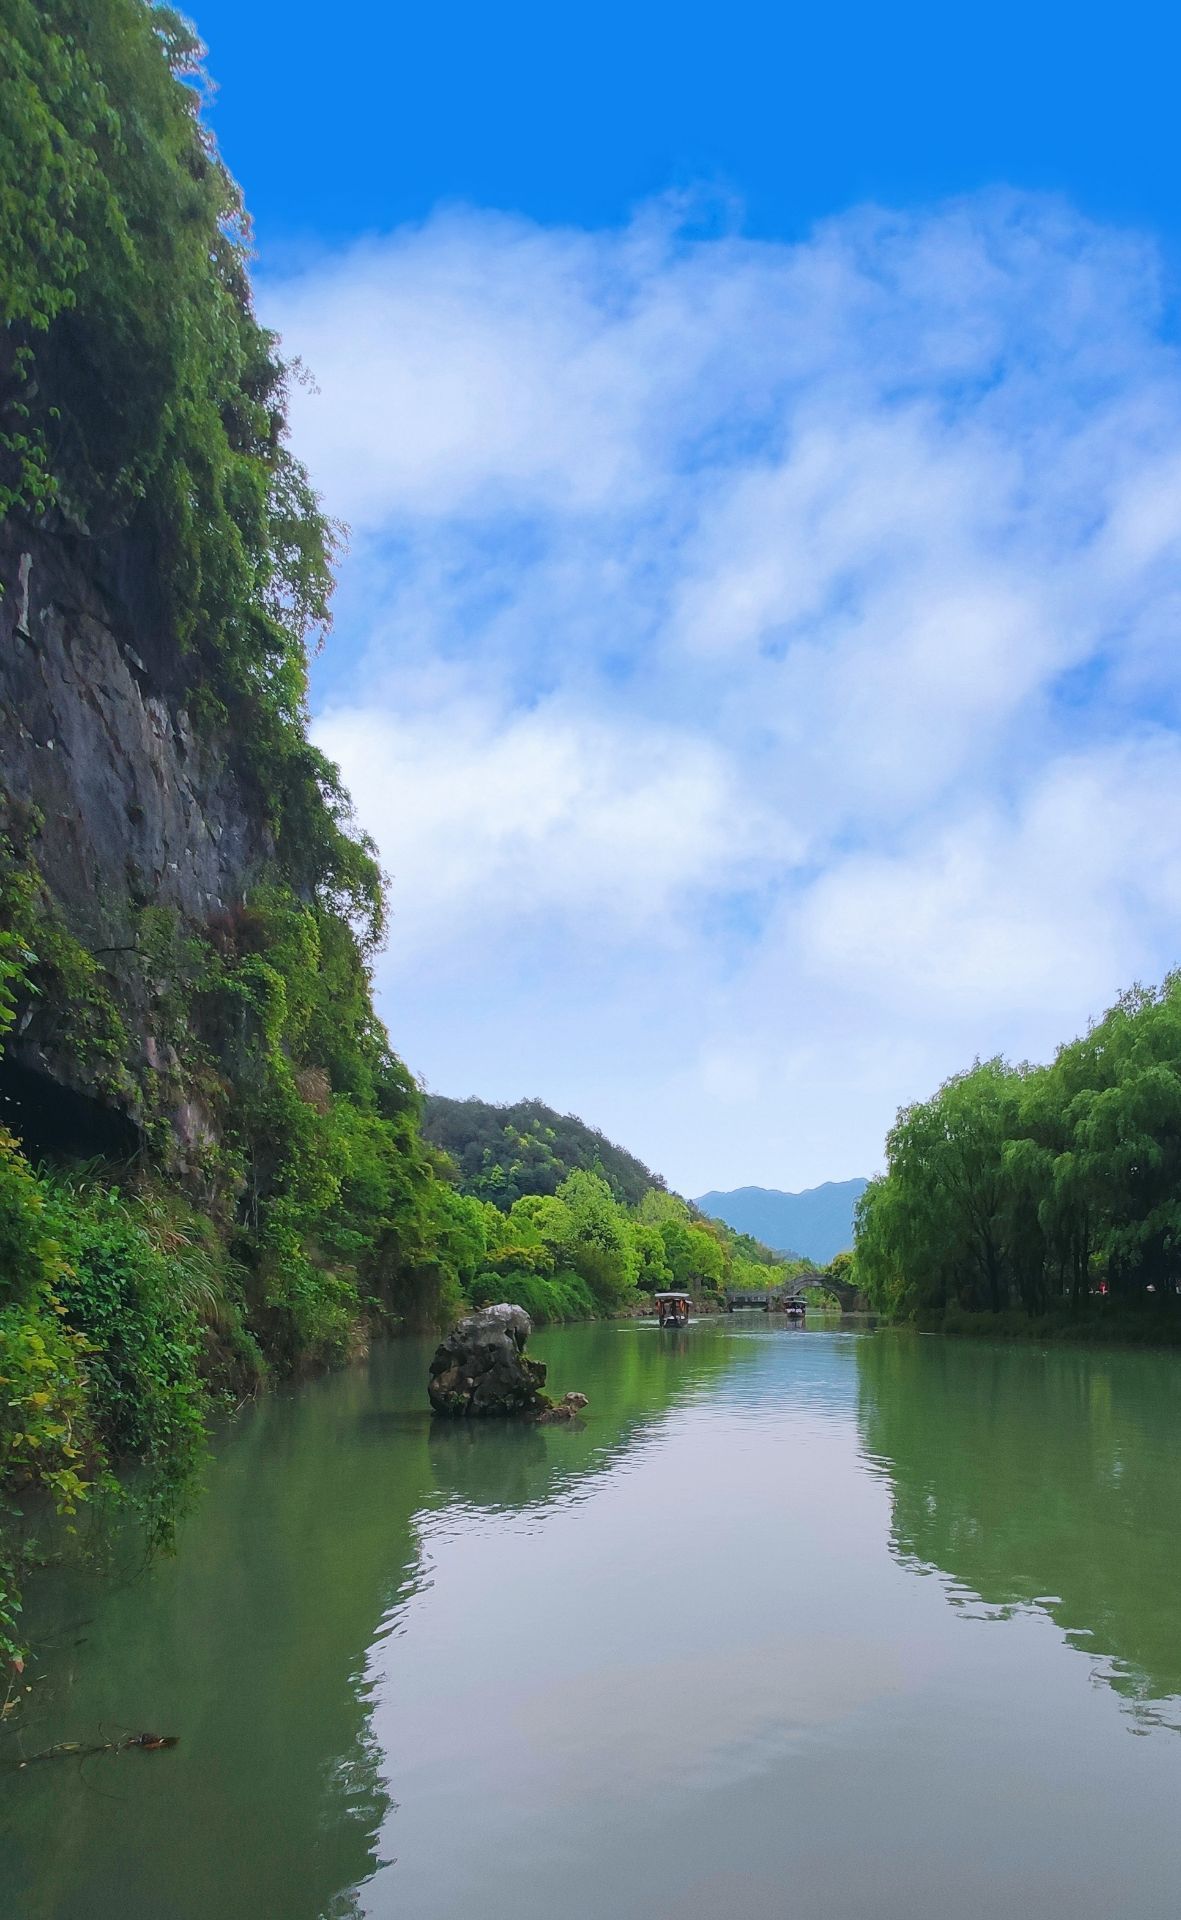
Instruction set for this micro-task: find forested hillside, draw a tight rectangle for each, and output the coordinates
[421,1094,667,1207]
[855,977,1181,1331]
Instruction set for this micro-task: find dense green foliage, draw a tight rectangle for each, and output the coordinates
[856,977,1181,1330]
[2,3,330,713]
[0,830,133,1109]
[0,1131,98,1656]
[417,1097,795,1319]
[422,1094,668,1208]
[442,1171,790,1323]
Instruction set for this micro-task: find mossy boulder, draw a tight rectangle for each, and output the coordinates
[428,1303,549,1417]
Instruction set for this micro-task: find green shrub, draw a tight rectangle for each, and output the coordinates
[0,1293,97,1660]
[0,1132,99,1658]
[44,1181,207,1553]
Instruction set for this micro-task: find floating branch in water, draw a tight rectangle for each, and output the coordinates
[16,1732,179,1768]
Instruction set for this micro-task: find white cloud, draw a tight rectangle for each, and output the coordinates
[264,191,1181,1193]
[314,694,778,956]
[797,737,1181,1023]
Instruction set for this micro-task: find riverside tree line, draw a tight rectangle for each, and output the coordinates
[855,976,1181,1326]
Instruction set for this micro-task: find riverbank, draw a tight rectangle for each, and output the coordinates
[914,1301,1181,1348]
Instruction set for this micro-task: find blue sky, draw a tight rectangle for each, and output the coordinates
[188,1,1181,1194]
[195,0,1181,253]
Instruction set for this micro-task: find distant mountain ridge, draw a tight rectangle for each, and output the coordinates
[694,1179,869,1264]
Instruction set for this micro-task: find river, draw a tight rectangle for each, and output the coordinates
[3,1319,1180,1918]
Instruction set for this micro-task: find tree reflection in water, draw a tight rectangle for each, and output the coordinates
[856,1331,1181,1728]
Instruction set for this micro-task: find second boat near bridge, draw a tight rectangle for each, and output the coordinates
[725,1287,808,1317]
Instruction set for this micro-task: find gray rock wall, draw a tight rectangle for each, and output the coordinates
[0,515,269,1145]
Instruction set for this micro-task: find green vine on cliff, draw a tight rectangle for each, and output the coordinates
[0,833,131,1101]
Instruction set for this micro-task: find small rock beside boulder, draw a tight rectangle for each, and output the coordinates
[535,1390,589,1425]
[428,1304,549,1417]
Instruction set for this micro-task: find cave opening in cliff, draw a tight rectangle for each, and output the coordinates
[0,1059,140,1166]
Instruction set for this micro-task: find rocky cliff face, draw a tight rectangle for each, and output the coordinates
[0,515,269,1158]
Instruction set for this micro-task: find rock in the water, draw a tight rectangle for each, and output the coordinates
[535,1390,590,1425]
[428,1304,549,1417]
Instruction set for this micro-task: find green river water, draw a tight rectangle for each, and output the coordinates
[2,1318,1180,1918]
